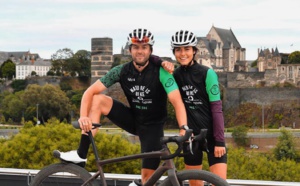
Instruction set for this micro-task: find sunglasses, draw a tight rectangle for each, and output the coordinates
[131,36,150,44]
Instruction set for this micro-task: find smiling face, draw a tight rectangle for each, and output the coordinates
[174,46,195,66]
[130,43,152,66]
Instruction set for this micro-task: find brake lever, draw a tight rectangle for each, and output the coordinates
[188,136,193,155]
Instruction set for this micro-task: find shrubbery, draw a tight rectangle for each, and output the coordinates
[0,119,300,181]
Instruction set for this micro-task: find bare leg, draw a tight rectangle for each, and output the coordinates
[142,168,155,185]
[209,163,227,180]
[81,94,113,136]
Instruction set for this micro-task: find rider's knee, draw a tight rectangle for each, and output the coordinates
[90,94,112,111]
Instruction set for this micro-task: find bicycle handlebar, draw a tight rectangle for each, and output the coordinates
[160,129,208,160]
[71,121,102,129]
[160,129,193,160]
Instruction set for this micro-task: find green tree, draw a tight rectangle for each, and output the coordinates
[73,50,91,77]
[51,48,74,76]
[21,84,74,123]
[59,81,73,91]
[69,90,84,110]
[0,115,6,124]
[251,60,257,67]
[273,128,297,161]
[7,118,13,124]
[112,56,121,68]
[47,70,55,76]
[288,51,300,64]
[231,125,249,147]
[31,71,37,76]
[273,113,284,128]
[11,79,27,92]
[51,49,91,77]
[0,59,16,79]
[165,101,177,128]
[1,91,26,122]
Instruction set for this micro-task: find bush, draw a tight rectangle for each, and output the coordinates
[0,119,141,174]
[231,125,249,147]
[273,128,297,161]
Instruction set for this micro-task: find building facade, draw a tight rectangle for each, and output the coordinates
[16,59,51,79]
[277,64,300,86]
[257,48,281,72]
[195,26,246,72]
[0,51,51,80]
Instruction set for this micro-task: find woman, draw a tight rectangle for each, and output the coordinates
[170,30,227,186]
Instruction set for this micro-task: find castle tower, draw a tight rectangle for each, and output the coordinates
[91,37,113,84]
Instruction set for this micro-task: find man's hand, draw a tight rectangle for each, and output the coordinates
[78,116,93,133]
[162,61,174,74]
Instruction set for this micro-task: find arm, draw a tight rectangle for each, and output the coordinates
[168,90,187,136]
[159,67,187,135]
[150,55,174,74]
[205,69,226,157]
[210,100,225,146]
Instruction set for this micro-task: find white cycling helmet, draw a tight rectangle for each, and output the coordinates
[171,30,197,49]
[127,28,155,46]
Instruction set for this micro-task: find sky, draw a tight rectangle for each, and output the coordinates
[1,0,299,60]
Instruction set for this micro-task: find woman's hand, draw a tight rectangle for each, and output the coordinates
[162,61,174,74]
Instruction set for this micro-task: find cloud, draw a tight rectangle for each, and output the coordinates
[1,0,299,60]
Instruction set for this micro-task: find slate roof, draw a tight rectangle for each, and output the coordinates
[213,26,241,49]
[274,47,280,56]
[0,51,40,63]
[16,58,51,66]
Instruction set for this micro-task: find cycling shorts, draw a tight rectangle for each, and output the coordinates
[106,99,164,170]
[182,137,227,166]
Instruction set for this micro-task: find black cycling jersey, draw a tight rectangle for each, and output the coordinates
[173,62,222,140]
[100,58,178,126]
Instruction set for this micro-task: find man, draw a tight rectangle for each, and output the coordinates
[58,28,187,184]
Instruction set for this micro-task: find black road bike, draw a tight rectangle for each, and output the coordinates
[29,122,229,186]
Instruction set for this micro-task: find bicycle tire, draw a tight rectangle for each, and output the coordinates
[159,169,229,186]
[29,163,97,186]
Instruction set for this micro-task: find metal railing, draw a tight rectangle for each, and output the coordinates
[0,168,299,186]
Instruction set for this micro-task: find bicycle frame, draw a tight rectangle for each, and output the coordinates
[82,131,183,186]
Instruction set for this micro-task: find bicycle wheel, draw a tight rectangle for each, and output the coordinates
[159,169,229,186]
[29,163,97,186]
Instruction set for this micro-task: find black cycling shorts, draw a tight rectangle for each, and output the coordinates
[182,138,227,166]
[106,99,164,170]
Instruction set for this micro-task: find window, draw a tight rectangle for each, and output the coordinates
[93,56,99,61]
[289,66,293,79]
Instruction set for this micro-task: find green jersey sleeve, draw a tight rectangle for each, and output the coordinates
[159,67,179,94]
[205,68,221,102]
[99,64,124,88]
